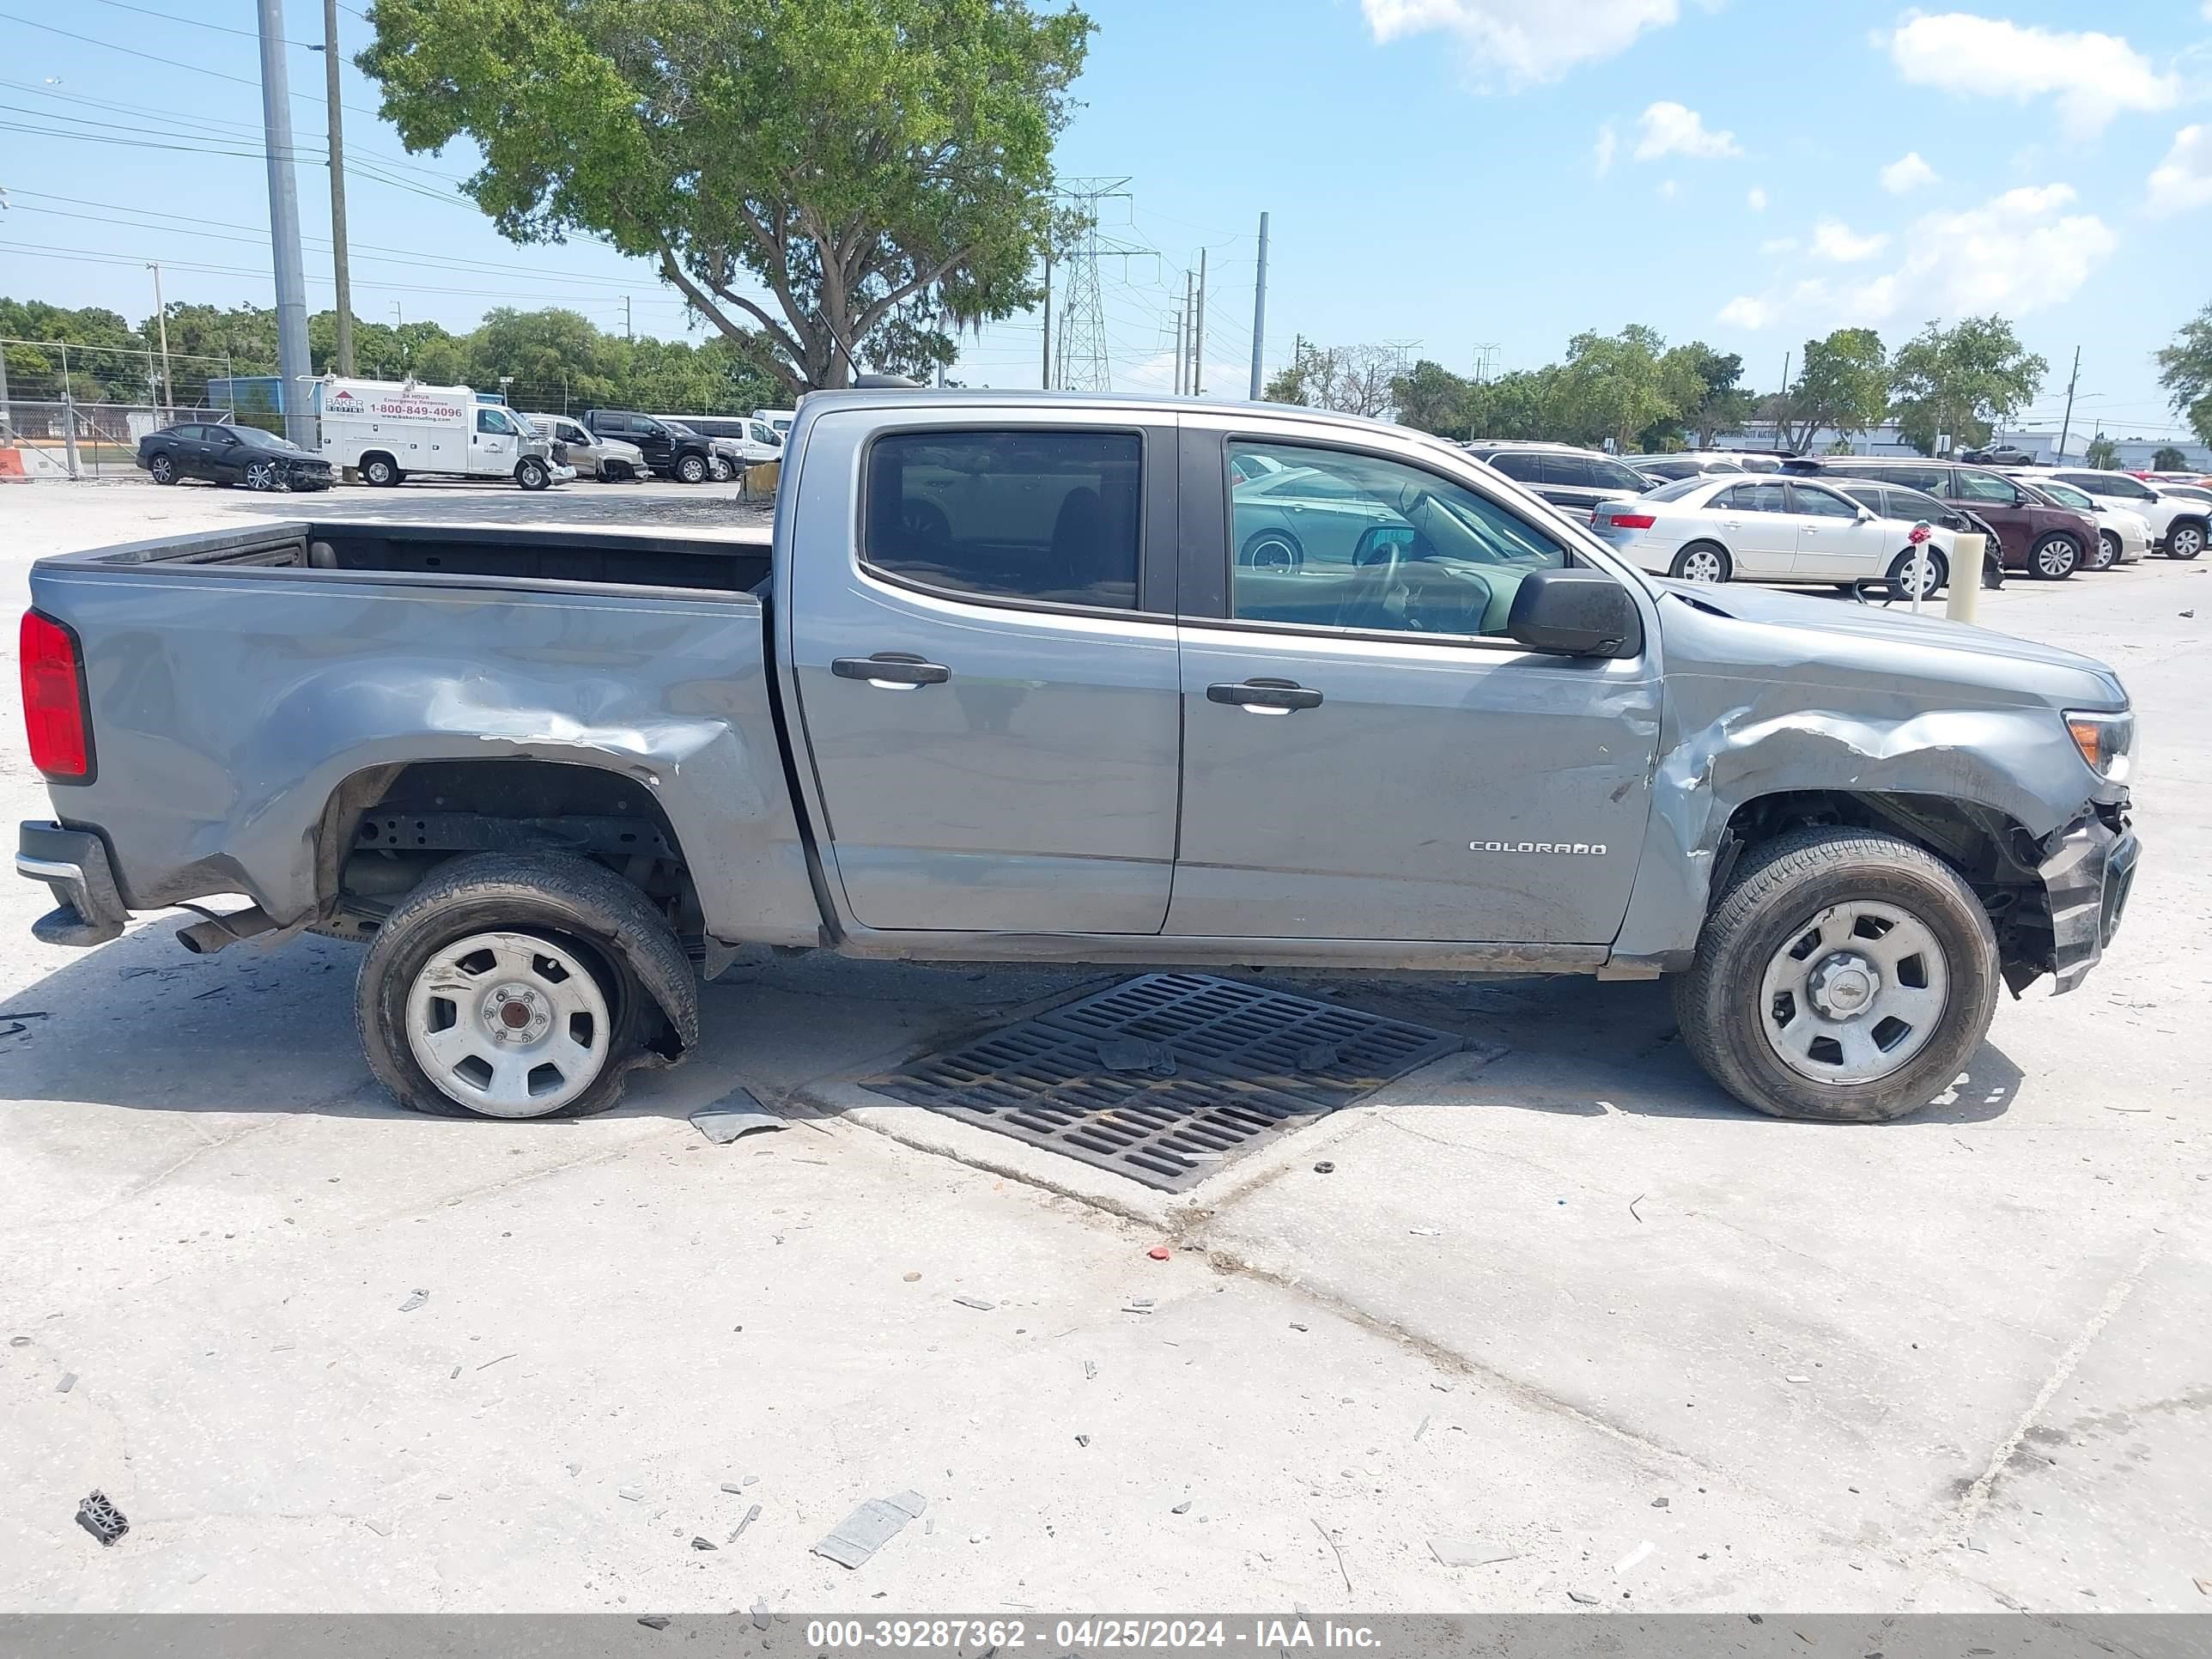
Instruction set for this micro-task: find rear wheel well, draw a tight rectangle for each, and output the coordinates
[1714,791,2053,988]
[318,759,702,957]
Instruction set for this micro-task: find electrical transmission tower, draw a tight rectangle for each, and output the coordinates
[1049,178,1127,392]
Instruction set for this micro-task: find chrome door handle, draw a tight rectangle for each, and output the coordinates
[832,653,951,690]
[1207,678,1322,714]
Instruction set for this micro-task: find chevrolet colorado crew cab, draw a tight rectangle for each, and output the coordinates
[16,391,2139,1126]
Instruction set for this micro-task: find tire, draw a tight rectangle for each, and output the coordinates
[362,453,400,488]
[1672,827,1999,1123]
[516,456,551,491]
[1669,542,1730,583]
[2088,532,2118,572]
[708,454,734,483]
[147,452,177,485]
[676,453,708,485]
[2027,534,2079,580]
[244,459,283,492]
[1883,546,1948,601]
[2169,520,2206,561]
[1240,527,1304,570]
[356,852,693,1121]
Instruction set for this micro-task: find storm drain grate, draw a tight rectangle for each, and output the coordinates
[866,973,1464,1192]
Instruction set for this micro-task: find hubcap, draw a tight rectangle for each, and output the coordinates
[2038,541,2071,574]
[2176,527,2204,557]
[405,931,611,1117]
[1680,549,1723,582]
[1759,901,1950,1085]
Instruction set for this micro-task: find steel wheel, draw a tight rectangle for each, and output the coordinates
[1672,544,1728,583]
[404,930,612,1118]
[1759,900,1950,1085]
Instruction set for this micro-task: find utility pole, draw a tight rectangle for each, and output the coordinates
[319,0,355,375]
[1193,248,1207,399]
[1249,211,1268,400]
[258,0,315,447]
[147,262,173,419]
[1182,270,1194,396]
[1040,246,1052,390]
[2057,344,2081,460]
[623,295,633,343]
[1173,305,1185,397]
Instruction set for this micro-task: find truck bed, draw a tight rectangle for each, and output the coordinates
[49,520,775,595]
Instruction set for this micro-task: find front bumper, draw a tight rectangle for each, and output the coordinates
[17,821,129,947]
[2039,808,2138,994]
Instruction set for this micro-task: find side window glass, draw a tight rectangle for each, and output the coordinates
[1488,452,1544,483]
[862,429,1140,610]
[1747,483,1790,513]
[1954,469,2017,502]
[1791,484,1856,518]
[1224,440,1570,641]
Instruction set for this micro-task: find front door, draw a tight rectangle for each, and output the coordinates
[787,416,1181,934]
[1710,479,1797,577]
[473,408,519,475]
[1170,428,1662,945]
[1942,467,2031,563]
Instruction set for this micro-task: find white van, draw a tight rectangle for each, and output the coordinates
[752,408,797,440]
[318,378,571,489]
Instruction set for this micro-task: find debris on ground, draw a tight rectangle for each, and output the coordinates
[743,1474,758,1486]
[1615,1540,1655,1574]
[1408,1226,1443,1237]
[76,1491,128,1547]
[1567,1589,1600,1606]
[952,1296,995,1311]
[1147,1245,1171,1261]
[8,1336,27,1347]
[1414,1415,1431,1442]
[1098,1037,1176,1076]
[636,1616,672,1631]
[903,1272,921,1282]
[691,1536,716,1550]
[1313,1162,1335,1175]
[56,1372,76,1394]
[398,1290,428,1313]
[690,1089,787,1145]
[751,1602,771,1631]
[1084,1360,1097,1380]
[720,1482,744,1495]
[619,1487,645,1501]
[1428,1539,1509,1567]
[1075,1435,1090,1447]
[727,1503,762,1544]
[812,1490,927,1569]
[449,1365,461,1379]
[1651,1496,1669,1508]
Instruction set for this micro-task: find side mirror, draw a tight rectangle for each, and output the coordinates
[1855,505,1877,523]
[1507,568,1644,659]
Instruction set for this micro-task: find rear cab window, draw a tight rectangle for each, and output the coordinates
[862,429,1141,611]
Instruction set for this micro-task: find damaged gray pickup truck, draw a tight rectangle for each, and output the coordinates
[18,389,2138,1125]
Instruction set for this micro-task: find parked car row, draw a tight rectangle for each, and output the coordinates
[1457,438,2207,594]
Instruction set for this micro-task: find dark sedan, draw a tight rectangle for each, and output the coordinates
[138,422,335,491]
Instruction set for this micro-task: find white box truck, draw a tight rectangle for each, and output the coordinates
[318,379,571,490]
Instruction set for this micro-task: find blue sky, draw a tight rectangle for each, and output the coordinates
[3,0,2208,437]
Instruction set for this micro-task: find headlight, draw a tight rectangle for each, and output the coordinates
[2064,708,2133,781]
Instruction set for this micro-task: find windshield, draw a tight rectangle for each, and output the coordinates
[2038,480,2095,510]
[232,426,293,449]
[1644,476,1712,502]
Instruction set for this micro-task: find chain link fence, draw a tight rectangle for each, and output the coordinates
[1,337,246,480]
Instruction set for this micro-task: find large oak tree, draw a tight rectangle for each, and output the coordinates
[359,0,1092,393]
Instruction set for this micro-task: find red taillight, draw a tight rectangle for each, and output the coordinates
[21,610,92,781]
[1606,512,1656,530]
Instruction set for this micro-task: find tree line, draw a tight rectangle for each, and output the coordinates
[0,297,787,416]
[1271,316,2069,459]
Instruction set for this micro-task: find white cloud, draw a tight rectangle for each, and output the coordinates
[1881,151,1939,194]
[1747,185,1768,211]
[1717,182,2113,330]
[1811,219,1891,262]
[1887,14,2179,137]
[1594,123,1618,177]
[1360,0,1680,83]
[1633,100,1741,161]
[1658,179,1678,199]
[1718,296,1778,329]
[2147,125,2212,216]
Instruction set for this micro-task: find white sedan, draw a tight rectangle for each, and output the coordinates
[1594,474,1959,596]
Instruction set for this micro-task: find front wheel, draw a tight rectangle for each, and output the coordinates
[2028,534,2079,580]
[2169,520,2206,561]
[244,459,283,492]
[516,456,551,491]
[1673,828,1999,1122]
[356,853,691,1120]
[676,453,708,485]
[2087,532,2118,572]
[1669,542,1730,583]
[1884,547,1947,601]
[708,454,734,483]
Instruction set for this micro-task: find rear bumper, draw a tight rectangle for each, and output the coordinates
[17,821,129,946]
[2040,809,2138,994]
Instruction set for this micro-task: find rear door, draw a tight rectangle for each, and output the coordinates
[786,413,1182,934]
[1787,480,1890,577]
[1171,421,1661,945]
[1711,480,1796,575]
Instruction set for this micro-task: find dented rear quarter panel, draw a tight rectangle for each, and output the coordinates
[1611,581,2131,964]
[26,562,823,945]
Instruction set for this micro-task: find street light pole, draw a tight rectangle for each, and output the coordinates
[320,0,356,375]
[148,261,174,419]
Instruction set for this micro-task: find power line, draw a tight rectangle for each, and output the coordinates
[83,0,318,48]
